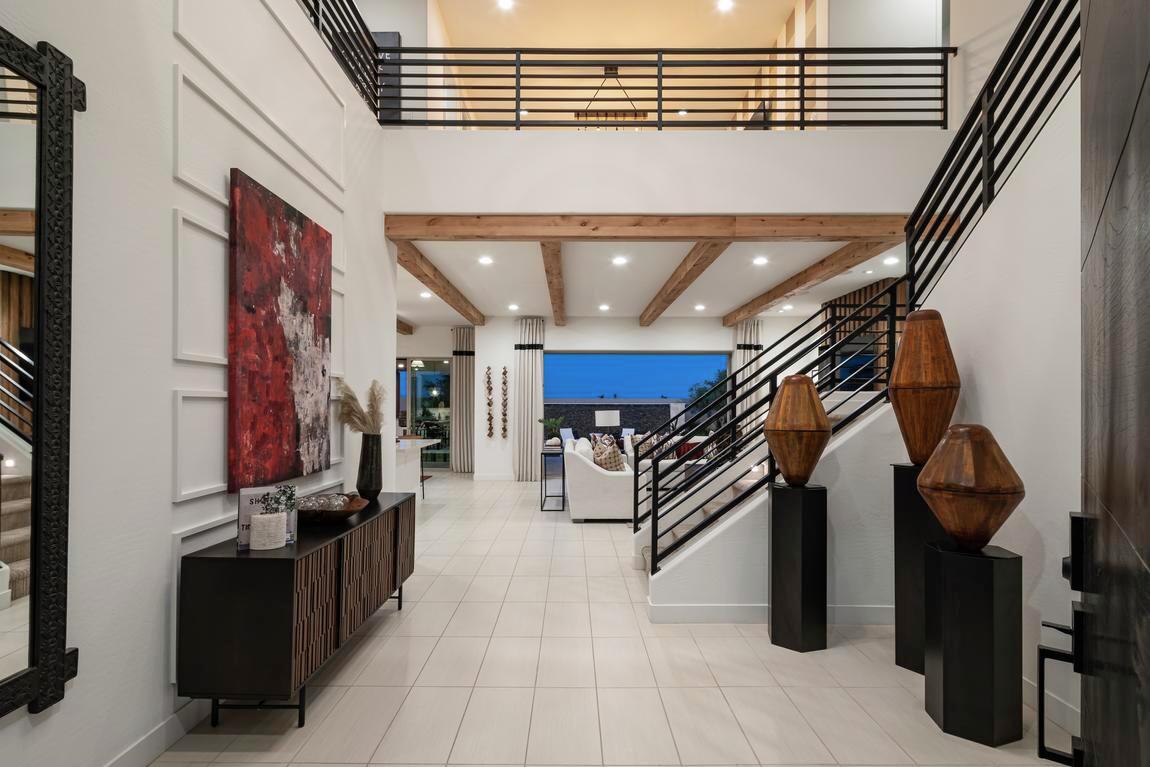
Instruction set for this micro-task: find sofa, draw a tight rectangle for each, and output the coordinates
[564,438,633,522]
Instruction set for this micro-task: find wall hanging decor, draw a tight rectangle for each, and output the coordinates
[485,366,494,438]
[762,374,831,487]
[501,366,510,439]
[889,309,961,465]
[918,424,1025,550]
[337,380,386,502]
[228,169,332,492]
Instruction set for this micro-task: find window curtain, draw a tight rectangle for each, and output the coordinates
[513,317,545,481]
[450,326,474,473]
[733,320,765,425]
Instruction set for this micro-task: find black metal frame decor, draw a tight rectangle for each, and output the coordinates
[0,24,84,719]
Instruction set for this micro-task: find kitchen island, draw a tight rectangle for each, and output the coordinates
[396,438,440,507]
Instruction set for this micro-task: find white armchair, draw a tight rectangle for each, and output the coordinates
[565,438,633,522]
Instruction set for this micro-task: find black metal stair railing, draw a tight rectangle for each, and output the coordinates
[0,338,33,443]
[634,280,903,574]
[905,0,1080,306]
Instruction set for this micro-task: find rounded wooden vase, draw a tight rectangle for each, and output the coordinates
[917,424,1025,551]
[763,375,830,487]
[889,309,961,465]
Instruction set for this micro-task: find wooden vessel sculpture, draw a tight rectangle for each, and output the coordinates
[917,424,1025,550]
[763,375,831,487]
[889,309,961,465]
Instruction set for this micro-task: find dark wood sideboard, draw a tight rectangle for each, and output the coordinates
[177,492,416,726]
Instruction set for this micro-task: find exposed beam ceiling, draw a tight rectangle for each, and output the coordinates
[0,243,33,273]
[397,317,414,336]
[385,214,910,243]
[722,240,902,326]
[540,241,566,326]
[640,240,731,326]
[395,240,487,326]
[0,209,34,236]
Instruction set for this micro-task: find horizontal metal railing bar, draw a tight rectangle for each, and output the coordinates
[376,57,949,68]
[657,444,771,541]
[0,364,33,400]
[656,433,768,524]
[0,112,35,120]
[657,472,775,562]
[379,46,958,55]
[908,127,983,249]
[380,119,946,128]
[389,79,944,90]
[392,106,943,114]
[986,0,1072,116]
[0,398,32,430]
[822,373,889,414]
[0,338,33,367]
[386,94,945,103]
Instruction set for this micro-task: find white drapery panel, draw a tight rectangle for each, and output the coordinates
[450,326,475,473]
[733,320,765,426]
[513,317,545,481]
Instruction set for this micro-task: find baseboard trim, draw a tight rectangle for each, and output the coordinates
[1023,675,1081,736]
[104,698,208,767]
[646,600,895,626]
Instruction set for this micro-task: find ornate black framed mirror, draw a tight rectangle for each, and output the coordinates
[0,25,84,718]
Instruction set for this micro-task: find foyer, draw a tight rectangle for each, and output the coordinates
[154,472,1072,766]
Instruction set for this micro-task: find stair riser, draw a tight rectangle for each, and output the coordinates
[1,478,30,504]
[10,565,28,600]
[0,508,29,529]
[0,536,28,563]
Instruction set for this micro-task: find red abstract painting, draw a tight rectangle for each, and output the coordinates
[228,169,332,492]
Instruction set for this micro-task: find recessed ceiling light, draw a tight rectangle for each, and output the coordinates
[864,269,874,275]
[753,256,769,266]
[419,291,432,299]
[599,304,610,312]
[612,255,629,266]
[678,109,689,116]
[478,255,494,265]
[717,0,735,12]
[443,360,450,364]
[508,303,520,311]
[498,0,514,10]
[520,109,529,116]
[782,304,794,311]
[397,363,405,369]
[883,256,900,266]
[694,304,706,311]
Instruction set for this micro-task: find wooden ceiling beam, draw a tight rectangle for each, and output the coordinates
[540,241,566,326]
[385,214,910,243]
[397,317,414,336]
[640,240,732,327]
[395,240,486,326]
[0,243,33,273]
[0,209,34,236]
[722,240,902,327]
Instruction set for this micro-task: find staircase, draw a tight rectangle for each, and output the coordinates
[0,473,31,603]
[633,280,903,574]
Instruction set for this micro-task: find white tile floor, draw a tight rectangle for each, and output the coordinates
[154,472,1070,766]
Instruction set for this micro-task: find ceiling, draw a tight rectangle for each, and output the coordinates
[395,239,906,327]
[434,0,794,48]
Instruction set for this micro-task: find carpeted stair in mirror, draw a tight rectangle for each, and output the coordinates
[0,475,31,600]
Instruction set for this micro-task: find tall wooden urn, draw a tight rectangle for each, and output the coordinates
[918,424,1025,550]
[889,310,961,465]
[763,375,831,487]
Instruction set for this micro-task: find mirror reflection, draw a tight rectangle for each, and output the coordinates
[0,65,36,682]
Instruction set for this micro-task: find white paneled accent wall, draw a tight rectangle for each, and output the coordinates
[0,1,396,766]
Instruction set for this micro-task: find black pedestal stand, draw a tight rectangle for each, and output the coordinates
[770,483,827,652]
[893,463,951,672]
[925,543,1022,746]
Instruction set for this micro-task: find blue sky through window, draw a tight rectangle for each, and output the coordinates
[544,353,729,400]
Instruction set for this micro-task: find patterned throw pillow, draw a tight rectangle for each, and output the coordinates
[592,435,627,472]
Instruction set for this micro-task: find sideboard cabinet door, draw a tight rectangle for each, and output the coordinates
[341,513,396,641]
[292,544,340,690]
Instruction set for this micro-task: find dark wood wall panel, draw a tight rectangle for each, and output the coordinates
[1080,0,1150,261]
[1082,2,1150,762]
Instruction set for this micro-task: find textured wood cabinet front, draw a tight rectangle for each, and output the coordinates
[340,513,395,642]
[292,545,339,690]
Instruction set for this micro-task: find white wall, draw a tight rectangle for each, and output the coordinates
[473,318,517,481]
[380,128,952,214]
[0,122,35,208]
[357,0,427,44]
[0,2,396,766]
[828,0,944,45]
[922,82,1081,731]
[398,324,453,358]
[948,0,1028,118]
[546,317,732,352]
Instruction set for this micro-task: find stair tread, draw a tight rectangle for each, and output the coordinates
[0,526,29,544]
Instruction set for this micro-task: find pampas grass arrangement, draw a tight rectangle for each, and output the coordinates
[338,379,385,435]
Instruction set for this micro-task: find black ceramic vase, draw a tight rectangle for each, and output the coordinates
[357,433,383,503]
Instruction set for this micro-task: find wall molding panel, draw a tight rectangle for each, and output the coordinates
[331,284,347,377]
[173,0,347,192]
[171,389,229,503]
[172,209,229,366]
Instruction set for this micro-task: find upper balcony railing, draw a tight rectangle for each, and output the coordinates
[298,0,956,132]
